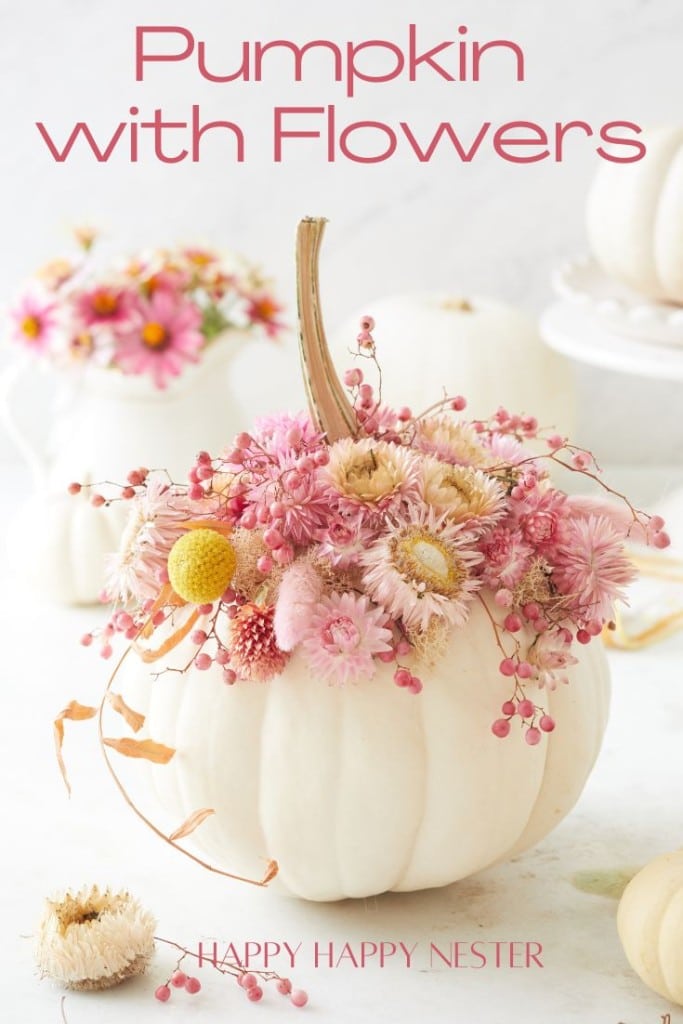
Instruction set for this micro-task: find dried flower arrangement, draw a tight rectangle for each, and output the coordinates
[36,886,308,1008]
[56,218,669,896]
[8,230,283,388]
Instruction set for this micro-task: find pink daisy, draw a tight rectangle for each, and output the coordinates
[552,514,636,622]
[114,291,204,389]
[73,285,137,328]
[10,293,59,353]
[301,592,393,686]
[245,292,284,339]
[361,508,483,633]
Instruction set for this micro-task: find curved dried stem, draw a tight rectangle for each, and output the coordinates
[296,217,357,442]
[98,645,273,888]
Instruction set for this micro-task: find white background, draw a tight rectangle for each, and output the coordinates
[0,0,682,465]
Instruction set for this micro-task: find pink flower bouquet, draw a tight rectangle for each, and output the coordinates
[8,234,283,388]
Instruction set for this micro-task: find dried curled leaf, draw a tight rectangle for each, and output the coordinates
[169,808,215,842]
[54,701,98,796]
[261,860,279,885]
[135,608,199,663]
[102,737,175,764]
[107,693,145,733]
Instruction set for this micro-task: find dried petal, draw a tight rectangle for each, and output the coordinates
[102,737,175,763]
[169,807,215,841]
[261,860,279,884]
[54,702,98,796]
[107,693,145,733]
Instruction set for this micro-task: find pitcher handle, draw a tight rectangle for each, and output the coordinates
[0,355,50,491]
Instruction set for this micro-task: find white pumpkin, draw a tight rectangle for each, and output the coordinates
[618,850,683,1006]
[587,125,683,304]
[331,295,575,432]
[109,220,611,902]
[7,489,128,605]
[118,597,610,902]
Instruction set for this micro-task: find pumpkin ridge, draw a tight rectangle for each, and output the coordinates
[652,148,683,291]
[392,684,429,893]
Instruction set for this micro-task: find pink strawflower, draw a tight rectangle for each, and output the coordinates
[229,603,289,682]
[104,476,208,603]
[323,438,422,521]
[513,488,569,552]
[301,592,393,686]
[274,561,323,651]
[10,293,59,352]
[114,291,204,388]
[478,525,533,590]
[73,285,137,327]
[361,508,483,633]
[317,511,380,568]
[527,630,578,690]
[553,514,636,622]
[412,416,488,467]
[483,432,529,468]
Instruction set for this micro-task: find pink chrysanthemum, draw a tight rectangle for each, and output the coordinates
[478,525,534,590]
[552,514,636,622]
[104,477,207,603]
[361,508,483,633]
[323,438,421,520]
[229,603,289,682]
[114,291,204,388]
[10,293,59,353]
[74,285,137,328]
[527,629,578,690]
[251,412,323,456]
[301,591,393,686]
[316,511,381,568]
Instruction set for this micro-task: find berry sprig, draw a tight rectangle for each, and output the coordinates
[153,938,309,1009]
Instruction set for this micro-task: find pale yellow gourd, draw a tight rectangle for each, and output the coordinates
[587,125,683,303]
[618,850,683,1006]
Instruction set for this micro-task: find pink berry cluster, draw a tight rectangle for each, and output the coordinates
[69,465,150,509]
[153,945,308,1010]
[155,968,202,1002]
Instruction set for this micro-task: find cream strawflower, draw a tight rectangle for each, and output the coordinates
[323,438,420,515]
[361,509,483,633]
[413,416,488,467]
[420,456,506,525]
[35,886,156,991]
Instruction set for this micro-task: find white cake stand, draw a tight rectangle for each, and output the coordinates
[540,301,683,382]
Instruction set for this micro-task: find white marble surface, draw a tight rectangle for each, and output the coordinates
[1,0,683,465]
[2,464,683,1023]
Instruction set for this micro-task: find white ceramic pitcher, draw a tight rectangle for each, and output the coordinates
[0,335,250,605]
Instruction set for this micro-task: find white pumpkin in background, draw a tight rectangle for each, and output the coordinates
[332,295,574,432]
[618,850,683,1006]
[113,220,610,903]
[587,124,683,304]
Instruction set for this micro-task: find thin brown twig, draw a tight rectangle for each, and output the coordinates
[97,646,271,888]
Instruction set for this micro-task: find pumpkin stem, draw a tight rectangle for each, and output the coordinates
[296,217,358,442]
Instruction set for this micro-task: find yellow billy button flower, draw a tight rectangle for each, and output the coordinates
[167,528,236,604]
